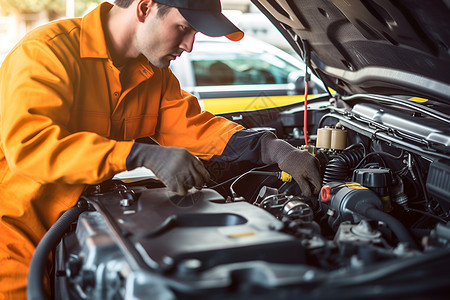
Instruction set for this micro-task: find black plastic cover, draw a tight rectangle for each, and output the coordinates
[427,159,450,210]
[97,187,305,272]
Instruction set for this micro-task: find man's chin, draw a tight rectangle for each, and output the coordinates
[146,57,170,69]
[149,61,169,69]
[156,63,170,69]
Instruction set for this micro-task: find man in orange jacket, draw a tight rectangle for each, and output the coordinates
[0,0,321,298]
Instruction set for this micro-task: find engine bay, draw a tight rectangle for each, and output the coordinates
[54,96,450,299]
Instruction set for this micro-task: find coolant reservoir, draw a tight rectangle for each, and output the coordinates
[316,127,347,150]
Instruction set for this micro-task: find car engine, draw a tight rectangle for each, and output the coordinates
[49,96,450,299]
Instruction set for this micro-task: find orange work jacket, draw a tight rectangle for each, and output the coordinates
[0,2,243,298]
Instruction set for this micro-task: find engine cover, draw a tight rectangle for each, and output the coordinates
[56,186,306,299]
[104,187,304,271]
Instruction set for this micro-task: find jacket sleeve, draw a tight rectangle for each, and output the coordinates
[0,40,133,185]
[152,69,244,159]
[209,129,269,165]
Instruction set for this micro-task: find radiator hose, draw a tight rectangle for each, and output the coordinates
[27,201,87,300]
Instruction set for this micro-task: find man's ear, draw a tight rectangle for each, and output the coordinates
[136,0,153,22]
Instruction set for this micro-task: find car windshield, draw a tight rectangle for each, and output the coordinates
[190,41,299,86]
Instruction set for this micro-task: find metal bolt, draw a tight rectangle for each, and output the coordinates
[120,198,132,207]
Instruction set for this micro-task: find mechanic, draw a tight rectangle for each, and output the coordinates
[0,0,321,298]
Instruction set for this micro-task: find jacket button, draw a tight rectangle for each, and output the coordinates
[114,92,119,97]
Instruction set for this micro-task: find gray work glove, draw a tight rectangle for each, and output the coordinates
[126,143,210,195]
[260,132,322,196]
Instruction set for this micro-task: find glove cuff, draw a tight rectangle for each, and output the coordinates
[126,143,140,170]
[126,143,157,170]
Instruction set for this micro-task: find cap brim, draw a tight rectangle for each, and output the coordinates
[178,9,244,41]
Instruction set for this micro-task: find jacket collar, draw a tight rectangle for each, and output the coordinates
[80,2,112,59]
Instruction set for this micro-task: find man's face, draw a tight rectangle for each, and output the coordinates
[135,4,197,69]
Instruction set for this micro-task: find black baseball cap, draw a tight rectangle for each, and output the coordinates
[155,0,244,41]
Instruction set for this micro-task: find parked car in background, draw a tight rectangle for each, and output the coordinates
[170,34,327,127]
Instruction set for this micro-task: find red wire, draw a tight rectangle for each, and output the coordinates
[304,80,309,145]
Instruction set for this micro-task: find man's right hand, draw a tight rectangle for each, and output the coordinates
[126,143,210,195]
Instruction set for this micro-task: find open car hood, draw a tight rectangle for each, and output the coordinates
[251,0,450,103]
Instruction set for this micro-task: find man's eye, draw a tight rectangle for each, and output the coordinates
[180,25,188,31]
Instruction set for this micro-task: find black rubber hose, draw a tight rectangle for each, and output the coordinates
[357,205,419,250]
[322,148,365,185]
[27,202,87,300]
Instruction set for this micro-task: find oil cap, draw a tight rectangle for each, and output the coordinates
[352,168,393,197]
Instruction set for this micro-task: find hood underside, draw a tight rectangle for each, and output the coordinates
[251,0,450,103]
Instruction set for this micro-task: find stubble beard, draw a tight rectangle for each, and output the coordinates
[137,43,169,69]
[135,23,170,69]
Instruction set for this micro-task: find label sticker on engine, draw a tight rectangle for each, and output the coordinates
[229,232,257,238]
[219,227,258,239]
[339,182,368,190]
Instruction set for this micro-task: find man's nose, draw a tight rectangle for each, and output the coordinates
[179,32,196,53]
